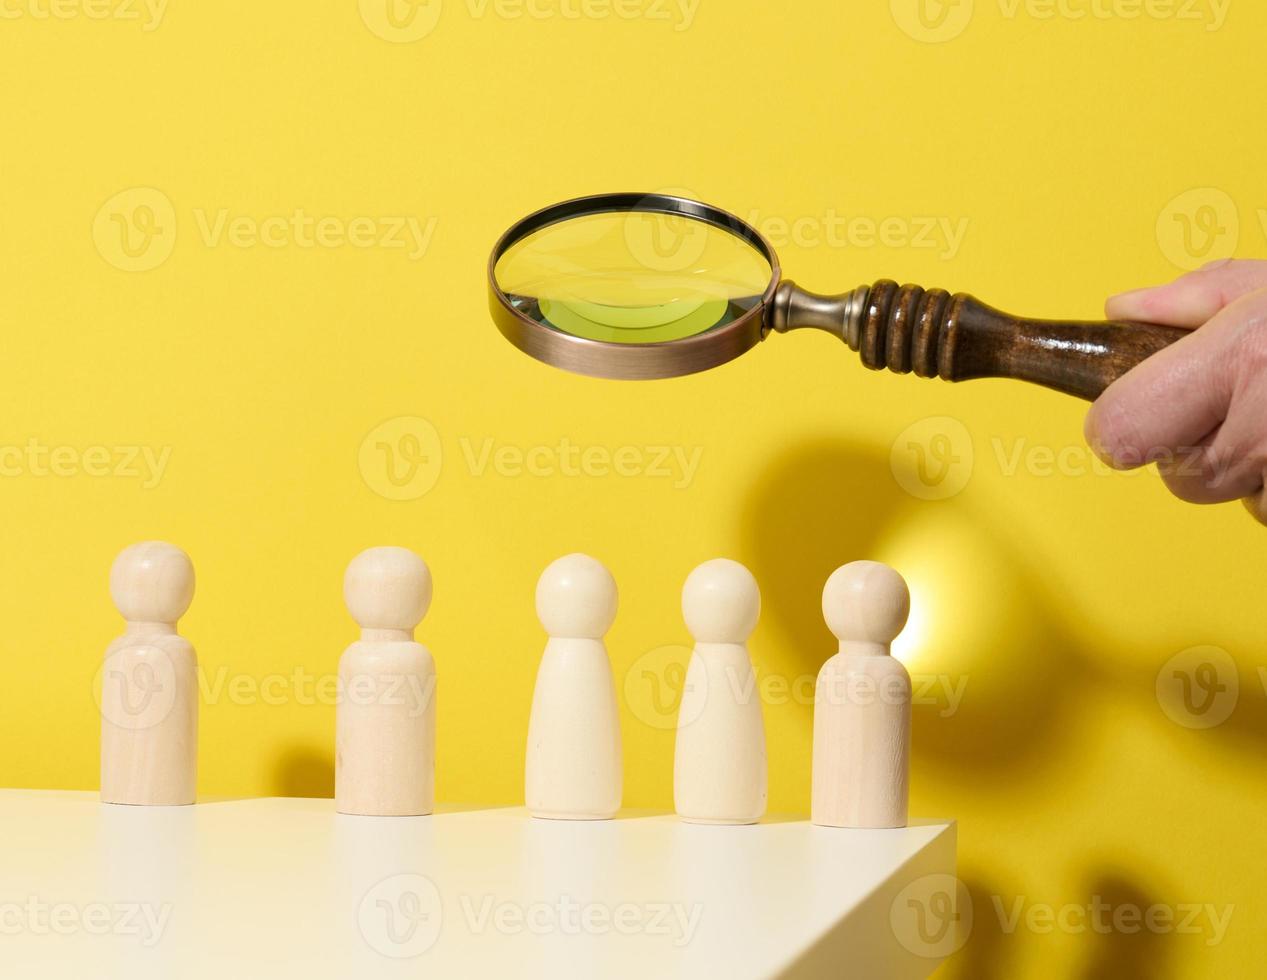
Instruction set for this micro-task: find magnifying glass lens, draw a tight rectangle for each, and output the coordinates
[493,210,773,344]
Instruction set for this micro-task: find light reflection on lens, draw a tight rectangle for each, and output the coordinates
[494,210,773,344]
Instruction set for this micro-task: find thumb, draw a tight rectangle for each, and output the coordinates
[1105,259,1267,328]
[1085,302,1242,470]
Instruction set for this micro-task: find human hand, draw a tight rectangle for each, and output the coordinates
[1085,259,1267,523]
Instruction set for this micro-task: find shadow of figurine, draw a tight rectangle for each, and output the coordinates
[739,438,1089,782]
[272,744,335,798]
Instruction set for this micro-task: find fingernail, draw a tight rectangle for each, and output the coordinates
[1084,405,1132,469]
[1087,436,1119,467]
[1083,411,1111,464]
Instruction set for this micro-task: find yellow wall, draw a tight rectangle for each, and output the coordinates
[1,0,1263,974]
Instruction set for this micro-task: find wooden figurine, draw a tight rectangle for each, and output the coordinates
[100,541,198,806]
[336,546,436,817]
[525,554,622,820]
[674,559,767,825]
[811,561,911,829]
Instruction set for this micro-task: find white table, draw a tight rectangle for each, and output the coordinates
[0,790,958,978]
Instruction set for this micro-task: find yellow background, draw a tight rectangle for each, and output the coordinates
[2,0,1264,974]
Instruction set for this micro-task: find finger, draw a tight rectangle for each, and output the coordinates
[1157,313,1267,502]
[1243,493,1267,527]
[1105,259,1267,328]
[1085,301,1246,470]
[1160,362,1267,504]
[1156,425,1265,505]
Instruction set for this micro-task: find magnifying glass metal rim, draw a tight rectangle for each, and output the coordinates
[487,192,782,380]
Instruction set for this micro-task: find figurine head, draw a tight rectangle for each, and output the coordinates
[822,561,909,647]
[681,558,760,644]
[536,553,618,639]
[344,546,432,631]
[110,541,195,624]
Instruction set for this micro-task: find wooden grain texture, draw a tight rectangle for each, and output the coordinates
[100,542,198,806]
[336,547,436,817]
[857,279,1189,399]
[812,562,911,830]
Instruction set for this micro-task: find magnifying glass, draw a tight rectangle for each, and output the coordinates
[488,193,1188,399]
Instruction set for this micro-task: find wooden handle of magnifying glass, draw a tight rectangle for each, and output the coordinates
[775,279,1189,400]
